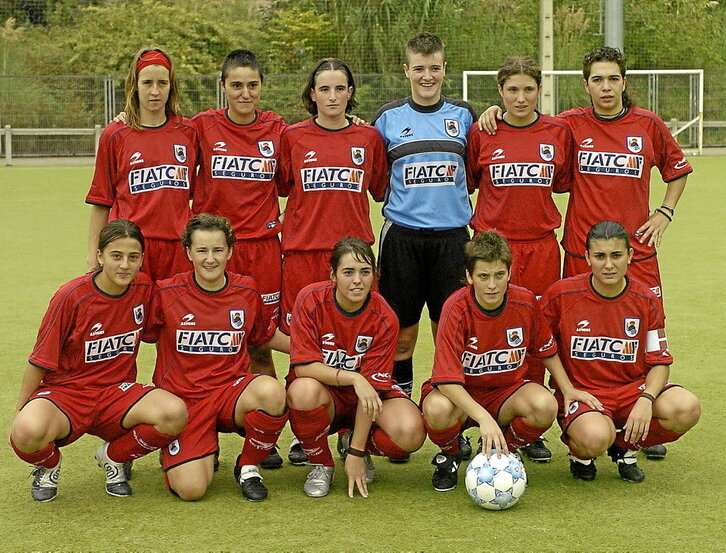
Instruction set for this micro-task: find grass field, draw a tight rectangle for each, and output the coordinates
[0,159,724,553]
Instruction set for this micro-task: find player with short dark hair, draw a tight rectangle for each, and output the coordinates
[144,213,288,502]
[467,55,575,462]
[372,32,477,415]
[421,231,598,491]
[540,221,700,483]
[287,237,425,498]
[86,48,197,281]
[277,58,387,337]
[10,220,187,501]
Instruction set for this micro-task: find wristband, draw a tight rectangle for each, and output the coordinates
[660,204,674,215]
[347,447,366,458]
[639,392,656,403]
[654,208,673,222]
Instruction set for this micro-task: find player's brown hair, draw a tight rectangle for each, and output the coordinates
[405,32,445,62]
[497,56,541,87]
[330,237,376,275]
[221,49,264,83]
[464,231,513,275]
[94,219,145,271]
[586,220,631,251]
[182,213,236,250]
[582,46,632,110]
[124,47,183,131]
[301,58,358,116]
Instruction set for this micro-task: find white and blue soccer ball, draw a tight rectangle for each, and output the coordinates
[464,451,527,510]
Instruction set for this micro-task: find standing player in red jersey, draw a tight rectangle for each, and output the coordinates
[9,220,187,502]
[86,48,197,281]
[467,56,574,462]
[144,214,288,502]
[287,238,425,498]
[277,58,387,338]
[540,221,700,483]
[191,49,286,380]
[421,231,600,492]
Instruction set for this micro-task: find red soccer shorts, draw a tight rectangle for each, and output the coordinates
[143,238,191,281]
[28,382,156,446]
[279,249,332,335]
[227,236,282,330]
[161,374,259,471]
[507,234,561,298]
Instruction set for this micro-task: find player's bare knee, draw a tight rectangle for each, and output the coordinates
[286,377,324,410]
[172,481,208,502]
[422,393,455,428]
[256,377,286,415]
[157,397,188,436]
[9,418,50,452]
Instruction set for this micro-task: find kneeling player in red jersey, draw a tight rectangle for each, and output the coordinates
[287,238,425,498]
[144,214,288,502]
[9,220,187,502]
[540,221,700,483]
[421,231,599,491]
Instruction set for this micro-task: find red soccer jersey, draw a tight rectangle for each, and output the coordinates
[192,109,285,240]
[277,119,387,252]
[558,106,692,260]
[467,114,573,240]
[29,272,152,389]
[540,273,672,392]
[289,282,399,392]
[144,271,274,400]
[86,119,197,240]
[431,285,557,391]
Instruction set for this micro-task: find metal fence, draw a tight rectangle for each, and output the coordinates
[1,72,725,161]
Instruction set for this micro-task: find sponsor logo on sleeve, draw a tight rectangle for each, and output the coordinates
[258,140,275,157]
[133,304,144,325]
[355,335,373,353]
[371,372,390,382]
[626,136,643,153]
[444,119,460,137]
[173,144,187,163]
[538,335,555,353]
[539,143,555,161]
[351,147,365,166]
[624,317,640,338]
[674,157,688,170]
[230,309,245,330]
[506,327,524,347]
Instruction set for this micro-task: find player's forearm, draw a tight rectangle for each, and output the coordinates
[87,205,110,270]
[643,364,670,397]
[294,362,362,388]
[350,402,374,451]
[661,175,687,211]
[15,364,46,411]
[438,383,493,426]
[264,329,290,354]
[542,354,576,393]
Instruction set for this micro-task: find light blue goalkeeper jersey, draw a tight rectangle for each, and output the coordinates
[372,96,477,229]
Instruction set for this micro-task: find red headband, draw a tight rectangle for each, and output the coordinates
[136,51,171,73]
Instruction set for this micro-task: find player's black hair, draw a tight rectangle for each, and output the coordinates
[586,221,631,251]
[98,219,145,253]
[301,58,358,115]
[582,46,632,110]
[330,237,376,275]
[221,49,264,83]
[182,213,236,250]
[464,231,513,275]
[405,32,445,62]
[497,56,541,87]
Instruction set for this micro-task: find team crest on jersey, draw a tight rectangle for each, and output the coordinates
[133,304,144,325]
[351,147,365,166]
[506,327,524,347]
[626,136,643,153]
[173,144,187,163]
[230,310,245,330]
[624,317,640,338]
[444,119,460,137]
[355,335,373,353]
[539,143,555,162]
[258,140,275,157]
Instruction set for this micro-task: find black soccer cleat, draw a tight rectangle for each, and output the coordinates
[288,439,309,466]
[259,446,284,469]
[431,451,460,492]
[568,453,597,481]
[31,463,61,502]
[458,434,473,461]
[234,456,268,502]
[642,444,667,460]
[607,445,645,483]
[521,438,553,463]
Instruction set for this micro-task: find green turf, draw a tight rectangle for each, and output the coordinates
[0,160,723,552]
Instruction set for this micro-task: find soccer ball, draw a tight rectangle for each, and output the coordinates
[464,451,527,510]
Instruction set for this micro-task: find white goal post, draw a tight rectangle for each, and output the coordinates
[463,69,704,155]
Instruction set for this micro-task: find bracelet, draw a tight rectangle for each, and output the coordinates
[335,369,341,387]
[654,208,673,222]
[347,446,366,458]
[639,392,656,403]
[660,204,674,215]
